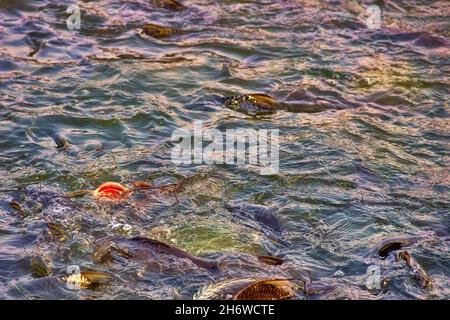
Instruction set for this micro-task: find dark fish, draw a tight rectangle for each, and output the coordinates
[225,203,290,247]
[47,222,68,242]
[14,271,112,297]
[368,235,424,259]
[65,190,92,199]
[153,0,186,11]
[93,236,219,271]
[26,32,45,58]
[223,93,284,115]
[49,133,70,151]
[27,40,43,57]
[14,276,65,296]
[10,200,26,217]
[397,251,432,289]
[412,32,448,49]
[225,203,283,233]
[257,255,285,266]
[195,278,300,300]
[25,185,82,222]
[378,242,404,258]
[30,255,51,278]
[26,186,60,205]
[379,31,449,50]
[142,23,182,39]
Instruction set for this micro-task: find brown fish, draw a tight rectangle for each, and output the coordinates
[257,255,285,266]
[47,222,68,242]
[397,251,432,289]
[142,23,181,39]
[15,270,113,296]
[65,190,92,198]
[223,93,282,114]
[10,200,26,217]
[61,271,113,289]
[235,279,297,300]
[369,235,424,259]
[30,255,51,278]
[153,0,185,11]
[195,278,300,300]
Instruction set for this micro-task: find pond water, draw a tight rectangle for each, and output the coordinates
[0,0,449,299]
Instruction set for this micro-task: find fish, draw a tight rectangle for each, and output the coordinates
[30,180,176,210]
[223,93,284,115]
[142,23,182,39]
[368,235,425,259]
[397,251,432,289]
[65,190,93,198]
[13,271,113,298]
[224,203,283,233]
[10,200,26,217]
[26,38,43,58]
[49,132,70,152]
[30,255,51,278]
[47,222,68,242]
[257,255,285,266]
[93,236,219,271]
[195,278,300,300]
[412,32,448,49]
[61,271,113,289]
[67,181,154,201]
[131,181,153,190]
[25,185,82,222]
[153,0,186,11]
[224,203,290,247]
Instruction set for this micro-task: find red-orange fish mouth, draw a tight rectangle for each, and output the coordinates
[93,182,131,201]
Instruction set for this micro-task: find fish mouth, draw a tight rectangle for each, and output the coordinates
[93,182,131,201]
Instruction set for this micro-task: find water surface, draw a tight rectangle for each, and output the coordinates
[0,0,449,299]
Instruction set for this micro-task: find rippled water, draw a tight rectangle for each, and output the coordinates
[0,0,449,300]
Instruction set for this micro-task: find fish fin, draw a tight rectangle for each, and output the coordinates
[65,190,92,198]
[47,222,68,241]
[259,279,293,287]
[80,271,113,284]
[235,279,297,300]
[257,255,285,266]
[10,200,26,217]
[397,251,432,289]
[131,181,153,190]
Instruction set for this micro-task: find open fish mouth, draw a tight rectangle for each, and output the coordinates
[93,182,132,201]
